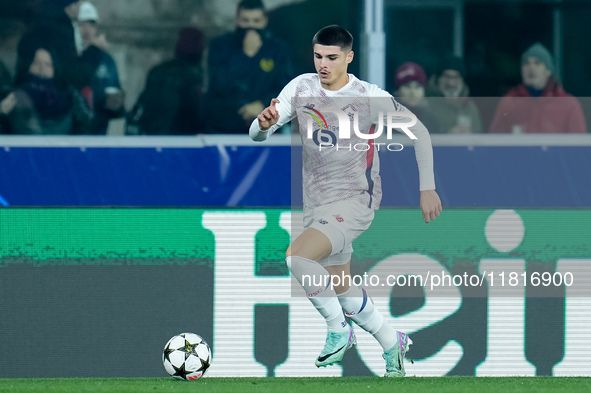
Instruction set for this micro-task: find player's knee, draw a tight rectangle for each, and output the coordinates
[286,234,332,261]
[285,254,306,273]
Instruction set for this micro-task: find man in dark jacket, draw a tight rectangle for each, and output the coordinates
[126,27,205,135]
[78,1,124,135]
[206,0,293,133]
[426,56,483,134]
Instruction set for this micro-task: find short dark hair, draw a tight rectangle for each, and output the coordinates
[237,0,266,14]
[312,25,353,52]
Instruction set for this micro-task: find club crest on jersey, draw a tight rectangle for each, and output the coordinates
[259,58,274,72]
[318,219,328,225]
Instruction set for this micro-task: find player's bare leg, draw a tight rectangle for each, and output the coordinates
[325,262,352,294]
[286,228,356,367]
[286,227,332,261]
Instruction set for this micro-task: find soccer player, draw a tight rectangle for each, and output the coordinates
[249,25,442,377]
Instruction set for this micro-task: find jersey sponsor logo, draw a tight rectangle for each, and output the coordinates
[333,214,344,223]
[303,102,418,142]
[303,106,338,148]
[259,58,274,72]
[312,129,337,148]
[303,105,329,129]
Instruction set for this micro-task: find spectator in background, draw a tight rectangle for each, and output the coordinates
[126,27,205,135]
[393,62,439,133]
[0,44,91,134]
[206,0,293,133]
[0,60,11,98]
[0,60,12,133]
[490,43,586,134]
[78,1,124,134]
[18,0,83,89]
[427,56,483,134]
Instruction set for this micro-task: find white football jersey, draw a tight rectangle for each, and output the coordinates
[250,73,435,210]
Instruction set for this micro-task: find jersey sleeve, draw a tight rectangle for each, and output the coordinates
[367,83,437,191]
[249,75,302,141]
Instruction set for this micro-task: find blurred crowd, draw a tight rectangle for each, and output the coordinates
[393,44,586,135]
[0,0,587,135]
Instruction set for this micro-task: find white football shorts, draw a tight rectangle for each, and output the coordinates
[304,200,375,267]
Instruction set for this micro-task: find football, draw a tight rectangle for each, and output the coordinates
[162,332,212,381]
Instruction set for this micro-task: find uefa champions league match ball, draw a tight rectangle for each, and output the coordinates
[162,333,212,381]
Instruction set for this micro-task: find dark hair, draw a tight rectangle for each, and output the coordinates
[312,25,353,52]
[175,27,205,64]
[14,44,67,90]
[437,55,466,77]
[237,0,266,14]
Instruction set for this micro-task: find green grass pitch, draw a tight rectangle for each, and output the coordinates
[0,377,590,393]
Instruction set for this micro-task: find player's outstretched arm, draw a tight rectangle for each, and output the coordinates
[250,75,300,141]
[250,98,282,142]
[257,98,281,130]
[420,190,442,223]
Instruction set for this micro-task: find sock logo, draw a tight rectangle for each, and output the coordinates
[307,288,324,297]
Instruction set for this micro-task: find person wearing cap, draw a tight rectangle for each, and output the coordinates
[205,0,293,133]
[126,27,205,135]
[78,1,124,135]
[393,62,439,133]
[490,42,586,134]
[427,55,483,134]
[78,1,108,51]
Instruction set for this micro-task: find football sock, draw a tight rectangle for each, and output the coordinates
[337,285,397,350]
[372,322,398,351]
[286,256,349,333]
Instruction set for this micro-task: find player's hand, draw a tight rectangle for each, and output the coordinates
[91,33,110,51]
[420,190,442,223]
[243,29,263,57]
[257,98,280,130]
